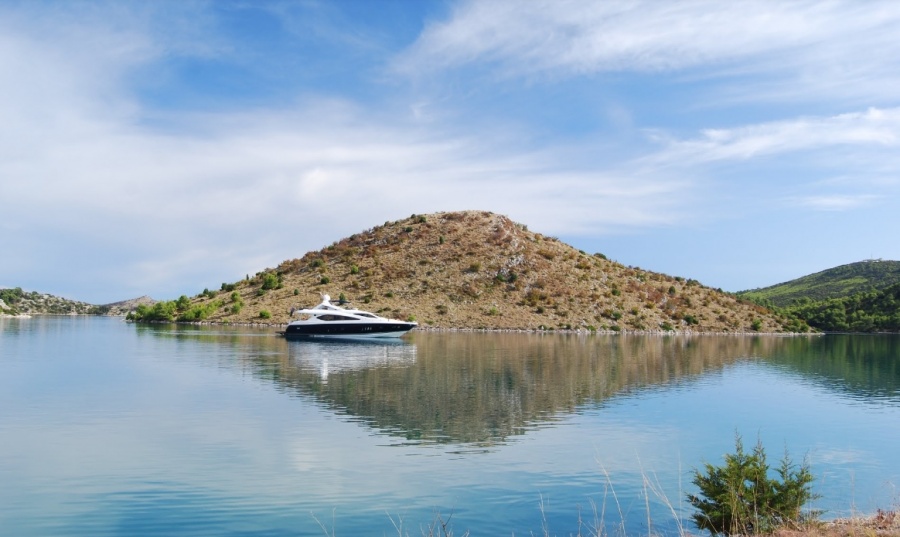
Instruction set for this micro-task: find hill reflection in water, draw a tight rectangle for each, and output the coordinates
[251,333,801,446]
[132,326,897,447]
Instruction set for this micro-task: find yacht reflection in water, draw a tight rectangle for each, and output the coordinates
[285,337,417,383]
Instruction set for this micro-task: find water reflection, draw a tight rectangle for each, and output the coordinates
[286,339,417,382]
[769,335,900,403]
[4,319,899,536]
[127,327,899,446]
[237,333,800,446]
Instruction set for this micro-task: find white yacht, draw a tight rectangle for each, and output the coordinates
[281,294,417,339]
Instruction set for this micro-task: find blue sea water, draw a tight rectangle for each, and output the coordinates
[1,316,898,536]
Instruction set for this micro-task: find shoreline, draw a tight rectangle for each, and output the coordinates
[1,313,835,336]
[122,315,821,336]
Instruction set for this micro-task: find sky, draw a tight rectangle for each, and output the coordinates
[2,0,899,304]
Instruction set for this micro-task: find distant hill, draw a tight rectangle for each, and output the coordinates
[784,282,900,333]
[0,287,155,317]
[97,296,157,316]
[0,287,95,316]
[135,211,803,333]
[737,260,900,308]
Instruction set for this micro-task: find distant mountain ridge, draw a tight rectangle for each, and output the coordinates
[137,210,801,333]
[0,287,155,317]
[99,296,157,316]
[0,287,95,316]
[737,260,900,308]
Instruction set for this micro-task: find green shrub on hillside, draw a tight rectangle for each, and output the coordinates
[127,301,177,322]
[261,273,280,290]
[0,287,25,305]
[127,297,224,323]
[177,300,222,322]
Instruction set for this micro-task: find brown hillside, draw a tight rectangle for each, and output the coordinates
[187,210,797,333]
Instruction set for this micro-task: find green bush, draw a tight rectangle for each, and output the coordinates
[176,295,191,311]
[687,435,818,535]
[0,287,25,305]
[127,301,178,322]
[261,273,280,290]
[177,300,221,322]
[259,310,271,319]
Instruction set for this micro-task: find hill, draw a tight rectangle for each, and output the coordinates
[784,282,900,333]
[97,296,157,316]
[0,287,96,316]
[0,288,155,317]
[737,260,900,308]
[139,211,802,333]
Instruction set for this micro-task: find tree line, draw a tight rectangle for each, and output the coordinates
[746,282,900,333]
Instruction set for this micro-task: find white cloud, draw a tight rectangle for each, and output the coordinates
[636,107,900,216]
[644,107,900,166]
[787,194,881,212]
[4,1,898,302]
[0,3,689,302]
[396,0,900,103]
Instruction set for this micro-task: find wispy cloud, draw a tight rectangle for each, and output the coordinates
[645,107,900,166]
[635,108,900,216]
[396,0,900,103]
[3,0,899,301]
[787,194,881,212]
[0,3,689,300]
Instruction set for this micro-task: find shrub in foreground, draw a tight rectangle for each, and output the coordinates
[687,434,818,535]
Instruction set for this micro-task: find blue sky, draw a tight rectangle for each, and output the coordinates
[2,0,899,304]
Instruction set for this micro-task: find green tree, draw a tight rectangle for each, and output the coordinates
[175,295,191,311]
[687,434,818,535]
[261,273,280,290]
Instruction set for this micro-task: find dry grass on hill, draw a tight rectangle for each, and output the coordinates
[187,210,798,333]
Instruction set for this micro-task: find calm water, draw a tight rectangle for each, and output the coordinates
[1,316,898,536]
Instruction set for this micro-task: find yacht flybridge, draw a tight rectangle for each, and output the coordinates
[281,294,417,339]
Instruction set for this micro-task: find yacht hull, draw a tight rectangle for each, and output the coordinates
[283,322,416,339]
